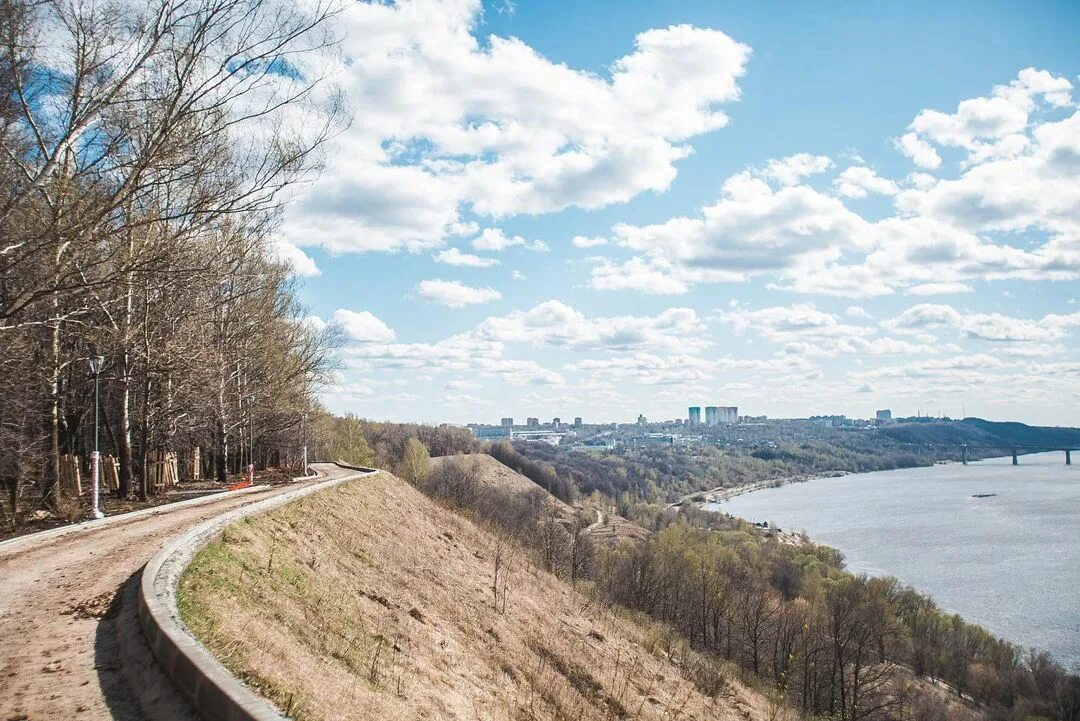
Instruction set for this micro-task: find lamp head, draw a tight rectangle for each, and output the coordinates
[89,356,106,375]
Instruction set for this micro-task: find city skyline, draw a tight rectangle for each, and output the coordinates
[286,1,1080,426]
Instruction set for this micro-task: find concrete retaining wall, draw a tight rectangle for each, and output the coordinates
[138,464,376,721]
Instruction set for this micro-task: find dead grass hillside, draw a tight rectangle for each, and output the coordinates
[178,470,774,721]
[431,453,649,547]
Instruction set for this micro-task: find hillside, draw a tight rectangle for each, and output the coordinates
[880,417,1080,449]
[178,470,772,721]
[431,453,649,546]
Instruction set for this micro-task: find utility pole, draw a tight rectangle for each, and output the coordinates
[88,356,107,519]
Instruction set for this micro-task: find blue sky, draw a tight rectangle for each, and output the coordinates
[280,0,1080,426]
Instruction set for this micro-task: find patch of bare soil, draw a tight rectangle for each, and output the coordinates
[179,470,773,721]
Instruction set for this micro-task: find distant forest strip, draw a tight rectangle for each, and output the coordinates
[315,414,1080,721]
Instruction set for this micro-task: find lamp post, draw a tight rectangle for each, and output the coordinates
[301,412,309,476]
[88,356,106,519]
[246,395,256,479]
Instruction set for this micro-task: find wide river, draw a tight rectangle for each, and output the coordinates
[708,452,1080,671]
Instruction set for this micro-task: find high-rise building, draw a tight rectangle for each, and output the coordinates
[705,406,719,426]
[720,406,738,424]
[500,417,513,427]
[688,406,701,426]
[876,409,892,423]
[526,417,539,428]
[552,417,561,429]
[637,413,647,425]
[573,417,583,427]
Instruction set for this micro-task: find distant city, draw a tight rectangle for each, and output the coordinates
[467,405,928,449]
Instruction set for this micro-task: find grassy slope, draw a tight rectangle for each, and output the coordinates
[431,453,650,547]
[178,470,773,721]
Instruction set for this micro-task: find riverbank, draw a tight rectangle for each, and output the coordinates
[678,469,851,508]
[706,453,1080,671]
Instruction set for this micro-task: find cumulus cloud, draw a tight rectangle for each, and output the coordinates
[471,228,549,252]
[714,304,944,357]
[588,70,1080,299]
[572,235,608,248]
[416,279,502,307]
[764,153,833,186]
[897,67,1073,168]
[884,304,1080,342]
[270,239,321,277]
[282,3,750,254]
[433,247,500,267]
[474,301,707,352]
[332,309,396,343]
[833,166,899,198]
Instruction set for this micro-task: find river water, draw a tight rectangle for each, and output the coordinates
[708,452,1080,671]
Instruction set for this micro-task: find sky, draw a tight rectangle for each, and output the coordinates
[278,0,1080,426]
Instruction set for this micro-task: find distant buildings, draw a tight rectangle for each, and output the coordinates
[574,417,583,428]
[526,417,539,428]
[689,404,739,426]
[500,417,513,427]
[876,409,892,421]
[637,413,647,425]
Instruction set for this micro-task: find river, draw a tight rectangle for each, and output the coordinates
[707,451,1080,671]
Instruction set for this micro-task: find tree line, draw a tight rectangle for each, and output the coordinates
[596,510,1080,721]
[0,0,344,523]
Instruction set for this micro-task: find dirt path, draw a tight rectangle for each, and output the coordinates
[0,464,359,721]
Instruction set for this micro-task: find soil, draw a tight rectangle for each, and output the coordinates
[0,463,354,721]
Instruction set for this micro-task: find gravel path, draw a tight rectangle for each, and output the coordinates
[0,464,356,721]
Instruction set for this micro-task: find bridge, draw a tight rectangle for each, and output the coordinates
[945,444,1076,465]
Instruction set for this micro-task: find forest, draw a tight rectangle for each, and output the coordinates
[0,0,344,526]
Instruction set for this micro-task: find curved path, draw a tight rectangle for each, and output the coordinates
[0,464,361,721]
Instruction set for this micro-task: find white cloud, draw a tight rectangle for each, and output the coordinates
[416,279,502,307]
[271,239,321,277]
[589,168,872,293]
[898,67,1073,169]
[905,282,974,296]
[332,309,396,343]
[475,301,707,352]
[834,166,899,198]
[896,132,942,170]
[572,235,608,248]
[283,4,751,254]
[471,228,549,253]
[884,304,1080,342]
[714,304,942,357]
[846,306,872,319]
[764,153,833,186]
[433,247,500,267]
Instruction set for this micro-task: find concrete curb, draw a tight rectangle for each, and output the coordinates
[137,464,377,721]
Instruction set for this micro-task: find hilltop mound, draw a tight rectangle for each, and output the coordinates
[178,471,769,721]
[879,417,1080,448]
[432,453,649,546]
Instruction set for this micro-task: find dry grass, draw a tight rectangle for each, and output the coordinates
[178,470,771,721]
[430,453,650,547]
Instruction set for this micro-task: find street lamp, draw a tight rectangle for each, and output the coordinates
[301,412,309,476]
[88,356,106,519]
[246,395,256,479]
